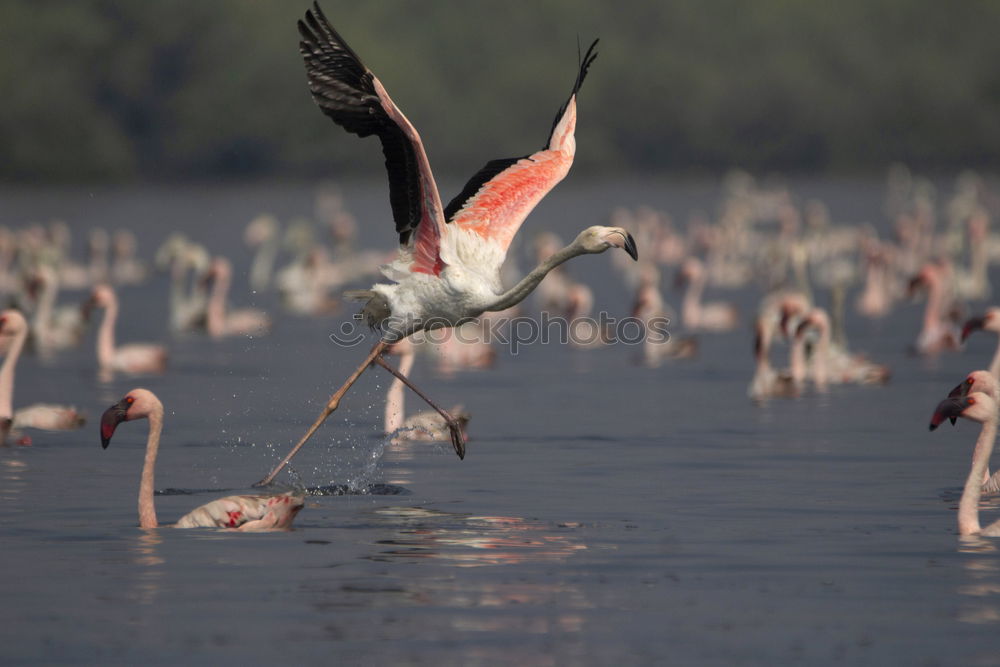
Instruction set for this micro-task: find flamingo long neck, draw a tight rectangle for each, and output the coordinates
[250,237,279,291]
[959,415,997,536]
[384,349,415,435]
[207,273,229,337]
[989,335,1000,379]
[486,242,588,313]
[0,325,27,419]
[96,298,118,369]
[682,272,704,328]
[789,334,807,384]
[923,276,945,332]
[754,319,773,372]
[138,406,163,529]
[33,276,56,334]
[812,323,830,390]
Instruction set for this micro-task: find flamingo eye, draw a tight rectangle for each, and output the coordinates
[968,397,977,405]
[125,396,135,405]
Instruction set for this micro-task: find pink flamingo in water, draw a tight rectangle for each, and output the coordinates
[0,309,85,444]
[384,338,470,443]
[84,285,168,377]
[257,6,637,485]
[930,390,1000,537]
[100,388,304,530]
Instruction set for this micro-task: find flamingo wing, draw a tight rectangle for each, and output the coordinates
[299,4,446,275]
[174,491,305,531]
[444,40,598,268]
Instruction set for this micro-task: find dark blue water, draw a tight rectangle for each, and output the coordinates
[0,180,998,665]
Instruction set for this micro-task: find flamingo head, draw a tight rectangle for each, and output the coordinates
[778,299,807,338]
[962,308,1000,341]
[929,391,996,431]
[100,388,160,448]
[577,226,638,261]
[0,309,27,338]
[200,256,232,288]
[674,257,702,288]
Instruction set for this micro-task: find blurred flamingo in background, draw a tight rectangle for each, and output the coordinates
[203,257,271,338]
[0,309,85,444]
[962,307,1000,378]
[384,338,470,444]
[84,284,168,377]
[100,388,304,530]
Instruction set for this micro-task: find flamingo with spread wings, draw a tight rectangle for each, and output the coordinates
[258,4,637,485]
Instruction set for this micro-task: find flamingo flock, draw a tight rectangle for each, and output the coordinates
[2,4,1000,542]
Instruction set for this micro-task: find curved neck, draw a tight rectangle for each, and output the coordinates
[789,335,807,384]
[33,278,56,332]
[384,350,415,434]
[207,275,228,336]
[682,274,704,327]
[990,335,1000,379]
[139,407,163,529]
[812,326,830,389]
[487,242,587,312]
[97,300,117,368]
[0,326,27,419]
[960,415,998,536]
[923,277,945,331]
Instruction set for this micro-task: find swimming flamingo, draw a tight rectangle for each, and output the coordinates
[675,257,739,332]
[24,264,88,355]
[384,338,470,443]
[631,266,697,366]
[257,6,636,486]
[962,308,1000,378]
[84,285,168,376]
[929,391,1000,537]
[0,309,85,444]
[203,257,271,339]
[948,370,1000,494]
[100,388,304,530]
[908,263,960,356]
[793,308,890,387]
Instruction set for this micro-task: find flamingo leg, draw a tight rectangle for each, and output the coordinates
[255,340,388,486]
[373,356,466,459]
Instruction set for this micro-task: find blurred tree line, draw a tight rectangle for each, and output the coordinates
[2,0,1000,182]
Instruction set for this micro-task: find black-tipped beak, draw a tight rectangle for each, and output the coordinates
[962,316,986,343]
[947,378,975,425]
[100,400,129,448]
[929,396,968,431]
[623,232,638,261]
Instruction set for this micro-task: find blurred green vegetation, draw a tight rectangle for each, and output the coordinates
[2,0,1000,181]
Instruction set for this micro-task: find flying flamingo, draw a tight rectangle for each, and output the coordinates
[256,5,636,486]
[100,388,304,530]
[962,308,1000,378]
[385,338,470,443]
[84,285,168,376]
[929,391,1000,537]
[0,309,85,444]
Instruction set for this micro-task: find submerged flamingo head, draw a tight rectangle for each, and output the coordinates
[100,388,160,448]
[929,391,996,431]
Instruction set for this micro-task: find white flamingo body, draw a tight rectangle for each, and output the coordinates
[101,388,304,530]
